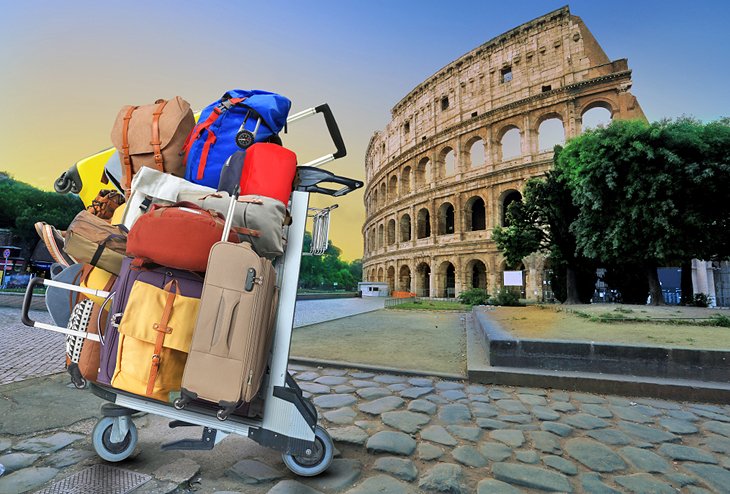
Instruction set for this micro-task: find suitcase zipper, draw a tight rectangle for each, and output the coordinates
[242,259,271,401]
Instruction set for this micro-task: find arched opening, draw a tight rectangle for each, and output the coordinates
[500,127,521,161]
[417,208,431,239]
[439,261,456,298]
[387,266,395,294]
[369,228,375,251]
[387,219,396,245]
[400,214,412,242]
[416,262,431,297]
[469,138,486,168]
[377,267,384,283]
[388,175,398,201]
[465,196,486,231]
[401,166,412,194]
[538,117,565,151]
[379,182,386,207]
[466,259,488,290]
[416,158,431,187]
[377,224,384,248]
[582,105,612,131]
[440,147,456,177]
[372,190,378,211]
[437,202,455,235]
[399,265,412,292]
[501,190,522,227]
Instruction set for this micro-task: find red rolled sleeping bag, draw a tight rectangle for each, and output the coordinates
[219,143,298,205]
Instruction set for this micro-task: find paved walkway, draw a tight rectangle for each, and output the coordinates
[293,297,385,327]
[1,364,730,493]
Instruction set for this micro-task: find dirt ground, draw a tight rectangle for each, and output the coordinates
[290,309,467,375]
[487,303,730,349]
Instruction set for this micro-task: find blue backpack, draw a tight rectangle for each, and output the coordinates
[184,89,291,188]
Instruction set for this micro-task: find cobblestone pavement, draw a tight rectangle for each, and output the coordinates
[2,364,730,493]
[0,307,63,385]
[293,297,385,328]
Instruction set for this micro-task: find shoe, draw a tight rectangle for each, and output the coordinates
[35,222,76,267]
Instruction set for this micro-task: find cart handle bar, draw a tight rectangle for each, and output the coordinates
[22,277,110,329]
[288,104,346,168]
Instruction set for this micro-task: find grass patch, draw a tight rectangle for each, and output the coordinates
[388,300,471,311]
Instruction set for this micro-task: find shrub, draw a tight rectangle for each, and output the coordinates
[692,293,709,308]
[458,288,490,306]
[490,288,524,306]
[709,314,730,328]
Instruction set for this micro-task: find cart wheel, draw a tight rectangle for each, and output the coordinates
[92,416,137,462]
[73,377,87,389]
[54,173,73,194]
[173,398,186,410]
[281,426,333,477]
[216,409,229,421]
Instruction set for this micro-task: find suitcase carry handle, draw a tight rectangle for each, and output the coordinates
[295,166,363,197]
[287,104,347,168]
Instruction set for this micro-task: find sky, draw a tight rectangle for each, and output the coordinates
[1,1,729,260]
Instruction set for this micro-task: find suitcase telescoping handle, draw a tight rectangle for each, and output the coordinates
[21,277,109,341]
[287,104,347,168]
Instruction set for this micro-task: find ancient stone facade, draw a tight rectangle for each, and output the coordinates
[362,6,645,299]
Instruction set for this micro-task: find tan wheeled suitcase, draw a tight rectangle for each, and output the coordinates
[177,240,278,419]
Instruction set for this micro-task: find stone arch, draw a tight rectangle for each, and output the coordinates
[417,208,431,239]
[416,158,431,188]
[465,195,486,231]
[537,114,565,151]
[369,227,375,251]
[377,266,384,283]
[415,262,431,297]
[467,136,486,168]
[372,190,378,211]
[401,166,412,195]
[378,224,384,248]
[500,189,523,226]
[387,219,396,245]
[438,260,456,298]
[465,258,488,290]
[581,105,613,131]
[400,214,412,242]
[387,266,396,293]
[388,175,398,201]
[399,265,412,292]
[437,202,455,235]
[499,125,522,161]
[379,182,386,207]
[439,146,456,177]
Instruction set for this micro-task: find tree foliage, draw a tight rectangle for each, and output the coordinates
[298,231,362,291]
[0,172,83,246]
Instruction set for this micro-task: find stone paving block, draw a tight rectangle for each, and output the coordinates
[657,443,718,464]
[477,478,522,494]
[399,387,433,399]
[565,438,627,473]
[324,407,357,425]
[0,452,40,473]
[495,399,529,414]
[571,392,606,404]
[329,426,370,445]
[703,420,730,438]
[702,434,730,454]
[420,425,458,446]
[387,384,410,392]
[313,394,357,409]
[366,431,416,456]
[492,462,573,492]
[447,425,482,442]
[529,431,562,454]
[466,385,487,394]
[315,376,348,386]
[305,459,362,492]
[359,396,405,415]
[685,487,713,494]
[488,388,511,399]
[668,409,699,421]
[452,445,488,467]
[610,405,654,424]
[345,474,415,494]
[691,409,730,422]
[155,457,201,484]
[517,388,548,397]
[618,421,680,444]
[636,398,681,410]
[614,473,676,494]
[408,399,437,416]
[0,466,58,494]
[350,379,377,388]
[663,472,697,487]
[581,404,613,418]
[44,448,94,469]
[349,372,375,379]
[372,457,418,481]
[683,464,730,493]
[268,480,324,494]
[551,391,570,402]
[586,429,633,446]
[321,368,348,377]
[440,389,467,401]
[489,430,525,448]
[516,450,539,464]
[499,414,533,424]
[417,443,444,461]
[295,372,320,381]
[334,385,356,394]
[550,401,576,413]
[300,382,331,394]
[438,404,472,424]
[356,387,392,400]
[580,473,621,494]
[227,459,282,484]
[0,439,10,452]
[381,411,431,434]
[562,413,610,430]
[659,418,699,435]
[435,381,464,391]
[477,418,509,430]
[471,402,499,418]
[409,377,433,387]
[14,432,84,454]
[480,441,513,461]
[619,446,672,473]
[468,394,491,403]
[542,455,578,475]
[531,406,560,421]
[418,463,468,494]
[374,375,407,384]
[517,394,548,406]
[355,420,379,432]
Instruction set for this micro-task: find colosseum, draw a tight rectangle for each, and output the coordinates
[362,6,645,301]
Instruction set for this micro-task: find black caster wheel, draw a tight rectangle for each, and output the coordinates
[282,426,334,477]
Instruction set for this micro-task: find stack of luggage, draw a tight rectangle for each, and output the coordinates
[45,89,297,419]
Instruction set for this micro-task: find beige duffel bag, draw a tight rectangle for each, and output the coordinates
[63,210,127,275]
[110,96,195,194]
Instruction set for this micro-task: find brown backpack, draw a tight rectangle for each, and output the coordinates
[110,96,195,194]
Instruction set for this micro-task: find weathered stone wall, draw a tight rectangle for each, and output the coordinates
[362,6,645,299]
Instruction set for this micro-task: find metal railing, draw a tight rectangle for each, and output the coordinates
[384,296,418,307]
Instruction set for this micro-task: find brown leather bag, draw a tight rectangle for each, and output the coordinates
[86,189,125,221]
[110,96,195,194]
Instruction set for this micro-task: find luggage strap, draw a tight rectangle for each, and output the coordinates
[232,226,261,238]
[150,99,169,173]
[183,97,246,181]
[147,279,177,396]
[121,106,139,194]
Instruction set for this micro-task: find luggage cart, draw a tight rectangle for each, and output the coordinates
[20,104,362,477]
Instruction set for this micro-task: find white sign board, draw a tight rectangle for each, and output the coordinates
[503,270,523,286]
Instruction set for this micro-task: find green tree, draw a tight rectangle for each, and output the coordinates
[298,231,361,291]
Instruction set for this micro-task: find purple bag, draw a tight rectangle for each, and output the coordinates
[97,257,204,385]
